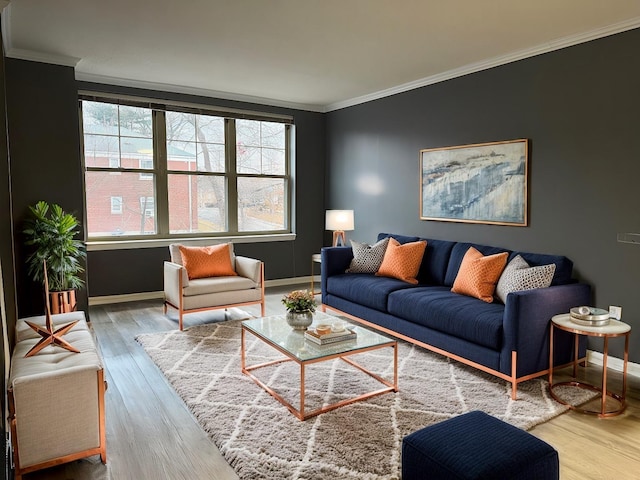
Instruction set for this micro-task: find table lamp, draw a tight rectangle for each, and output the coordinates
[325,210,354,246]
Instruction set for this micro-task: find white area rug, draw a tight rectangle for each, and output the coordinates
[136,316,594,480]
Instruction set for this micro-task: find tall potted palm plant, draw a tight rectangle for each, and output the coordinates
[23,201,86,313]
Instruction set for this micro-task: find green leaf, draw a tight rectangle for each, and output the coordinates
[23,201,86,291]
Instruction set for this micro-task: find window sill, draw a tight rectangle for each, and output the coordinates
[86,233,297,251]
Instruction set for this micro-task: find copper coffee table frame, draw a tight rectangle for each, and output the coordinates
[549,314,630,418]
[241,317,398,421]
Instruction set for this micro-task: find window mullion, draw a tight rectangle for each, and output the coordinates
[227,119,238,233]
[155,111,170,236]
[285,124,293,231]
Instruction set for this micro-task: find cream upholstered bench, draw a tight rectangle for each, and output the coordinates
[8,312,107,479]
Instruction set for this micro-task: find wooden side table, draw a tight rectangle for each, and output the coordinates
[549,313,630,418]
[310,253,321,295]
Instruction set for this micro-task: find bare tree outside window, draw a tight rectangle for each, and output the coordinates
[166,112,226,234]
[236,120,286,231]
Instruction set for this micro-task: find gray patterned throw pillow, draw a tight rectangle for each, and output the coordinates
[495,255,556,303]
[346,237,390,273]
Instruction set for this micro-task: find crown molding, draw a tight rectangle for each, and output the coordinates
[75,71,326,113]
[1,2,12,54]
[5,47,79,67]
[2,3,79,66]
[325,16,640,112]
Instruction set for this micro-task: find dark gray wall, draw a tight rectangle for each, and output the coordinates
[4,61,326,310]
[0,19,14,479]
[5,59,87,317]
[326,29,640,362]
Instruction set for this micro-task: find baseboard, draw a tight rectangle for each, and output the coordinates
[587,350,640,378]
[89,291,164,305]
[88,276,316,305]
[263,276,316,288]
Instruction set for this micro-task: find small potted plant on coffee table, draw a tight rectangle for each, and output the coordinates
[282,289,317,330]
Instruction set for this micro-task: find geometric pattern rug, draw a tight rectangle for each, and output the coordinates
[136,315,595,480]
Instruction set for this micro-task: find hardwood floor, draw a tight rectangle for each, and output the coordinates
[23,285,640,479]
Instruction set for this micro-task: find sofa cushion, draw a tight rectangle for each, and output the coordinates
[444,242,511,287]
[326,273,416,312]
[496,255,556,303]
[416,238,456,286]
[346,237,389,273]
[509,251,573,286]
[377,238,427,284]
[183,276,256,296]
[388,286,505,350]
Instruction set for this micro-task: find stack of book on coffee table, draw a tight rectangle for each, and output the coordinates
[304,328,357,345]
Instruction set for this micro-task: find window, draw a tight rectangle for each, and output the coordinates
[139,196,155,218]
[139,158,153,179]
[111,196,123,214]
[81,96,292,240]
[83,102,156,237]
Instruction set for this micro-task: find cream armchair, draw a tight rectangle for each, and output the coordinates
[163,244,265,330]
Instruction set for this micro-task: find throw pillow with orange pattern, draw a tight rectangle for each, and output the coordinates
[178,243,237,280]
[376,238,427,284]
[451,247,508,302]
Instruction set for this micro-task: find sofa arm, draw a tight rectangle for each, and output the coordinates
[501,282,591,376]
[321,247,353,277]
[320,246,354,297]
[164,261,187,306]
[236,256,263,285]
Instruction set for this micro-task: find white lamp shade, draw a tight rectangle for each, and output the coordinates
[325,210,354,231]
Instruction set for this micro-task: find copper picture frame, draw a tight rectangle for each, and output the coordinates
[420,139,528,226]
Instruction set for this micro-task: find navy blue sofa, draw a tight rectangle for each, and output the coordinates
[321,233,590,398]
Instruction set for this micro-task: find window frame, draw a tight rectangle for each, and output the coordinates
[80,93,294,245]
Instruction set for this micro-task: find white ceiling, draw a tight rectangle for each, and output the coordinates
[3,1,640,112]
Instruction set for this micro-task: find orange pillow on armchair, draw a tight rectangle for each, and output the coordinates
[178,244,237,280]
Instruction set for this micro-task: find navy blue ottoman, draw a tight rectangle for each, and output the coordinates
[402,411,559,480]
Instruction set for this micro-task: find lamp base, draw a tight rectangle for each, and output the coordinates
[332,230,346,247]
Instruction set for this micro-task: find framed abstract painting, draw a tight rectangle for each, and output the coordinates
[420,139,528,226]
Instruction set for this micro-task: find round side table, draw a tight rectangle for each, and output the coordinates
[549,313,630,418]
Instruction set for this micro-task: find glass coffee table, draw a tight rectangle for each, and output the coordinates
[241,313,398,420]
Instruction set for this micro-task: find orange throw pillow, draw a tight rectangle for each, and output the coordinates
[451,247,508,303]
[179,244,237,280]
[376,238,427,284]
